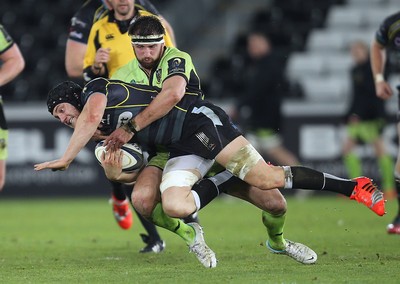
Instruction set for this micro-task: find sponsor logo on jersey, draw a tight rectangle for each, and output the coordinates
[155,69,162,83]
[69,31,83,39]
[117,111,133,128]
[195,131,216,151]
[167,57,185,74]
[105,33,115,40]
[71,17,87,28]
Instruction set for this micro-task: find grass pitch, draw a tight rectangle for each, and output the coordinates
[0,194,398,283]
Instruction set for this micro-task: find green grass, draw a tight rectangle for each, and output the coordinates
[0,195,398,283]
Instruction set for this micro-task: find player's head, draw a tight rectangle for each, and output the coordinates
[247,31,271,60]
[107,0,135,18]
[47,81,83,127]
[129,15,165,69]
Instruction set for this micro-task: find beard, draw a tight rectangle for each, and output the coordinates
[139,57,161,70]
[139,58,155,69]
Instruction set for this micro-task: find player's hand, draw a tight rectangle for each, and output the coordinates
[92,129,107,141]
[34,159,70,171]
[375,81,393,100]
[94,47,111,66]
[104,127,133,151]
[101,148,123,180]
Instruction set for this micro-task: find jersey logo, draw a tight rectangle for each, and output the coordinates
[167,57,185,74]
[105,33,115,40]
[195,132,216,151]
[155,69,162,83]
[116,111,133,128]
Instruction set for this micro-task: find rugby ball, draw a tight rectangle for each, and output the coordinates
[94,141,144,172]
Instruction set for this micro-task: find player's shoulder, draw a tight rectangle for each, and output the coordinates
[163,47,191,60]
[0,24,12,42]
[90,12,110,30]
[162,48,193,70]
[112,60,139,80]
[83,77,110,95]
[380,11,400,27]
[0,24,14,52]
[73,0,101,23]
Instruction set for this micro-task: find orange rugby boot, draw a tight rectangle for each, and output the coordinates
[350,177,386,216]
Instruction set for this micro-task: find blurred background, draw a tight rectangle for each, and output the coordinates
[1,0,399,197]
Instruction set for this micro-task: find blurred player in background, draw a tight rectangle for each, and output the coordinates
[65,0,174,79]
[237,31,299,167]
[65,0,174,252]
[82,0,175,82]
[371,11,400,234]
[0,23,25,191]
[343,40,394,201]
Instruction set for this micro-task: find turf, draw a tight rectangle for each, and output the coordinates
[0,194,398,283]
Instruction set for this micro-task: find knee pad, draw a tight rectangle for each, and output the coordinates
[226,144,262,179]
[160,170,199,193]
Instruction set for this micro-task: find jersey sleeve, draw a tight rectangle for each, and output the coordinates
[0,24,14,54]
[374,12,399,46]
[68,6,93,44]
[162,50,194,83]
[136,0,160,15]
[81,78,109,104]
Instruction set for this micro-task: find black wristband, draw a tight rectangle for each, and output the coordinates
[127,119,138,134]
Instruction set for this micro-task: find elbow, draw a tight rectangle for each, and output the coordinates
[15,58,25,75]
[168,90,184,105]
[19,58,25,73]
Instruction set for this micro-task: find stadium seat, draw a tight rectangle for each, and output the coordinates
[286,53,326,81]
[324,53,353,75]
[300,75,351,102]
[306,30,347,52]
[347,0,387,6]
[326,6,365,29]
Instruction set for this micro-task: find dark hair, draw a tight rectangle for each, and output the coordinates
[47,81,83,114]
[128,15,165,37]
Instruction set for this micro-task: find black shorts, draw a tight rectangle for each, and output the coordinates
[169,101,242,160]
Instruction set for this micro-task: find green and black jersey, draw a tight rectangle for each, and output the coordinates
[82,78,199,146]
[0,24,14,55]
[112,47,204,98]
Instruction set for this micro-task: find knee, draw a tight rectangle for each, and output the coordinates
[131,190,155,218]
[161,197,195,219]
[262,191,287,216]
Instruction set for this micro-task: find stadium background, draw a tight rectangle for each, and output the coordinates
[1,0,399,196]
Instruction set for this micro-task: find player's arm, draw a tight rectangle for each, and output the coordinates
[0,43,25,86]
[133,75,186,131]
[104,75,186,149]
[65,39,87,78]
[370,38,392,100]
[83,28,108,82]
[34,93,106,171]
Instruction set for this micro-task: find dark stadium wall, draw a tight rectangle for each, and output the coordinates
[4,104,110,197]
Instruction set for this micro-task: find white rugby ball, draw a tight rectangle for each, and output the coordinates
[94,141,144,172]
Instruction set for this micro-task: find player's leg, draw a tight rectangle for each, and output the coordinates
[0,102,8,190]
[342,129,362,179]
[388,121,400,233]
[157,155,217,268]
[132,164,217,268]
[212,172,316,264]
[123,183,165,253]
[215,135,385,216]
[110,181,133,229]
